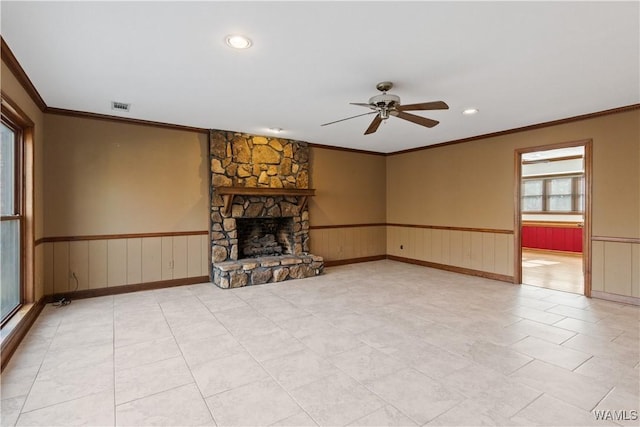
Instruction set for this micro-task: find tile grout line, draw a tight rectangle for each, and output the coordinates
[207,294,322,426]
[12,304,65,423]
[158,290,220,427]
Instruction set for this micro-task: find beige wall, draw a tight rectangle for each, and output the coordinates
[2,59,46,300]
[308,147,387,261]
[5,50,638,298]
[43,115,209,236]
[309,147,386,226]
[39,115,210,292]
[387,109,640,296]
[387,110,640,235]
[39,123,390,288]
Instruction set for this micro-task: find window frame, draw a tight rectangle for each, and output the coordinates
[521,173,585,214]
[1,110,25,326]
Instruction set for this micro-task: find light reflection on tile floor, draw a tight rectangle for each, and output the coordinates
[522,249,584,295]
[1,260,638,426]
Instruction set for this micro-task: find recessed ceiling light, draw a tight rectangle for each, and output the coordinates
[268,127,283,133]
[225,35,252,49]
[462,108,479,115]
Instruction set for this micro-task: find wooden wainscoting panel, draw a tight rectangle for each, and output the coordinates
[69,241,89,291]
[603,242,632,296]
[441,229,451,266]
[631,244,639,297]
[161,236,173,281]
[385,226,397,257]
[387,255,513,283]
[461,231,472,269]
[494,233,510,277]
[187,235,202,278]
[309,225,386,262]
[52,242,70,294]
[107,239,127,287]
[401,226,412,260]
[200,234,209,277]
[430,228,443,264]
[337,228,349,260]
[386,225,515,278]
[481,233,496,274]
[40,232,211,296]
[406,226,416,260]
[352,227,363,259]
[43,243,54,296]
[591,240,605,292]
[126,238,142,285]
[173,236,188,279]
[412,226,424,261]
[319,228,330,259]
[376,226,387,255]
[507,235,515,277]
[88,240,108,289]
[141,237,162,283]
[449,230,464,268]
[470,232,483,271]
[309,229,320,258]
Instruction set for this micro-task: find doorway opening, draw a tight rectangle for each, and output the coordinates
[514,140,592,296]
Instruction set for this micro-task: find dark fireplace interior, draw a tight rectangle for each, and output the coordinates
[237,217,294,259]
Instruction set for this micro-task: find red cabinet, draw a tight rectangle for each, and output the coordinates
[522,223,582,253]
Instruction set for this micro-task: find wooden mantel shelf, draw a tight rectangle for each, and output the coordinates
[215,187,316,216]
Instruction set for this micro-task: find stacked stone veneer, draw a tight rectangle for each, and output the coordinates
[210,130,324,288]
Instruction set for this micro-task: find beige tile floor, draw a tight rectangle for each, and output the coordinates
[522,250,584,295]
[1,260,638,426]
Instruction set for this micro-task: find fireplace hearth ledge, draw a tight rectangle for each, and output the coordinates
[212,254,324,289]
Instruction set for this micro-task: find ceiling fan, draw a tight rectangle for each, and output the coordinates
[321,81,449,135]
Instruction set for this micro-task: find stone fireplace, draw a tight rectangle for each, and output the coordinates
[209,130,324,288]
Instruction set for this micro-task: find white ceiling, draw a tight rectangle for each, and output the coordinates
[2,1,638,153]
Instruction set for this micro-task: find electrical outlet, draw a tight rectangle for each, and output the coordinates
[400,245,404,250]
[69,270,75,279]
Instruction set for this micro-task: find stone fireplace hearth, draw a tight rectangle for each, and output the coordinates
[209,130,324,288]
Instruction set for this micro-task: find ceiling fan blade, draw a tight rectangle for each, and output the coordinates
[364,115,382,135]
[321,111,377,127]
[396,111,439,128]
[349,102,375,109]
[397,101,449,111]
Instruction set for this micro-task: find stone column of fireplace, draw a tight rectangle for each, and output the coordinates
[209,130,323,288]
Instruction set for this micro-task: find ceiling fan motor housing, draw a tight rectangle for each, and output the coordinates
[369,93,401,108]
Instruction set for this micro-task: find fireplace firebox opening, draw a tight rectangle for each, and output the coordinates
[237,217,294,259]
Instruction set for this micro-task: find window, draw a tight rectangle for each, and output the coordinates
[521,175,584,213]
[1,118,23,324]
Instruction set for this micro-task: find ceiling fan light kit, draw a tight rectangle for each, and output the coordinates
[321,81,449,135]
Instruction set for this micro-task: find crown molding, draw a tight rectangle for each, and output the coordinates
[307,142,385,156]
[46,107,209,134]
[1,37,47,112]
[3,37,638,153]
[387,104,640,156]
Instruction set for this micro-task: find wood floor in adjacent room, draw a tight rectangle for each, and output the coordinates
[1,260,638,426]
[522,249,584,295]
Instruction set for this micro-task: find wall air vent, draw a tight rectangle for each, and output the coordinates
[111,101,131,112]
